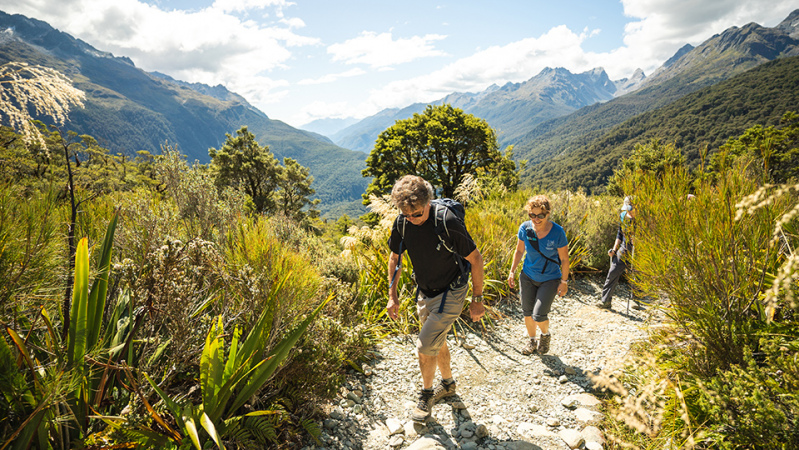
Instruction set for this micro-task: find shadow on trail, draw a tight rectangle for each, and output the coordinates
[416,395,544,450]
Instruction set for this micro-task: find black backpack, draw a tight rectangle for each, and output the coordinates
[390,198,472,289]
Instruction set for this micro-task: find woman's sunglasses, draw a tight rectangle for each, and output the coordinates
[401,210,424,218]
[529,212,548,219]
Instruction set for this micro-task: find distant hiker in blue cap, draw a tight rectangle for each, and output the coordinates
[598,196,640,310]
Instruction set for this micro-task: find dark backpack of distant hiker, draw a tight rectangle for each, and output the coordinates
[524,221,561,273]
[390,198,472,291]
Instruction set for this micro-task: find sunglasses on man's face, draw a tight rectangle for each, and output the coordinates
[401,210,425,219]
[529,212,548,219]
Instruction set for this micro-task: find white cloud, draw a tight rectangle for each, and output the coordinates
[356,1,799,116]
[362,26,599,111]
[298,68,366,85]
[298,101,352,122]
[328,31,448,68]
[210,0,290,14]
[615,0,799,77]
[0,0,319,116]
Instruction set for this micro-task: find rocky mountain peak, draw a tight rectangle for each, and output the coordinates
[777,8,799,38]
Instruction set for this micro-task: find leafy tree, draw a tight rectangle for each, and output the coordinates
[209,127,320,225]
[712,111,799,184]
[606,138,685,196]
[276,157,320,223]
[209,126,281,213]
[362,104,516,200]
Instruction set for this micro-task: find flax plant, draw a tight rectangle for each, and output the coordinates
[0,62,85,148]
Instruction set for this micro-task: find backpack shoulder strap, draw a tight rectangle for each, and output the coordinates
[397,215,407,238]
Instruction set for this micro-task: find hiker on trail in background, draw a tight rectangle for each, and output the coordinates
[507,195,570,356]
[385,175,485,423]
[597,196,641,310]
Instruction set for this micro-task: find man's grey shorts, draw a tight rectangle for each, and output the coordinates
[416,283,468,356]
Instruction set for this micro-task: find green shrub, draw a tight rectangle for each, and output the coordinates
[0,183,63,316]
[694,342,799,448]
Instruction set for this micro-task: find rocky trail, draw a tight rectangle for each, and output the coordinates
[307,276,660,450]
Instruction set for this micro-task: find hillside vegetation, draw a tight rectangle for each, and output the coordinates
[525,55,799,192]
[2,112,798,448]
[0,11,369,216]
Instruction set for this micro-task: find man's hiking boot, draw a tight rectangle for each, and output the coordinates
[432,379,457,402]
[597,301,612,310]
[521,337,537,355]
[537,333,551,354]
[411,389,435,422]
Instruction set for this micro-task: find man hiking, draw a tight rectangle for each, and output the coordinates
[385,175,485,422]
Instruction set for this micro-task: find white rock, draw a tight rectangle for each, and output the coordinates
[388,434,404,448]
[405,437,447,450]
[581,425,605,445]
[559,428,585,449]
[574,407,603,424]
[386,418,403,435]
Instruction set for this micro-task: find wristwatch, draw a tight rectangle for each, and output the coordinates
[472,294,484,303]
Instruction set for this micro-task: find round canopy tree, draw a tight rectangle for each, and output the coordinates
[362,104,515,200]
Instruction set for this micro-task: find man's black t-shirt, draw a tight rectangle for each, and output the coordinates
[388,210,476,297]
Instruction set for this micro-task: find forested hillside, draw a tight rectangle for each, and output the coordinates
[332,67,635,154]
[515,10,799,189]
[526,55,799,192]
[0,11,368,216]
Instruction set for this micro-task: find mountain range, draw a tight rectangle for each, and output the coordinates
[324,66,647,154]
[518,8,799,191]
[0,10,369,217]
[2,8,798,214]
[326,9,799,193]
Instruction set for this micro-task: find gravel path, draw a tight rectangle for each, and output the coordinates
[309,276,660,450]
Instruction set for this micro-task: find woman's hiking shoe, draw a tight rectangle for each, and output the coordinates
[537,333,551,354]
[597,301,612,310]
[411,389,435,422]
[521,337,537,355]
[432,379,457,402]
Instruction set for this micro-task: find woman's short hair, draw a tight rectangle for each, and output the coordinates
[391,175,434,211]
[524,195,551,214]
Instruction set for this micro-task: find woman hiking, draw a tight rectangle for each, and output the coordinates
[506,195,570,355]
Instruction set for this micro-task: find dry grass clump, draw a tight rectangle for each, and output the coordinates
[0,62,85,147]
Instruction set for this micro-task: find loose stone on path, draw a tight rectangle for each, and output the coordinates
[303,277,656,450]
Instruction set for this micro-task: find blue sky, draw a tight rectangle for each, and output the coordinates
[1,0,796,128]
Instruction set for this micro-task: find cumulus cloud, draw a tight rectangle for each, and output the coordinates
[616,0,799,77]
[298,68,366,85]
[299,100,353,121]
[363,25,601,111]
[358,0,799,115]
[0,0,316,112]
[327,31,448,68]
[210,0,290,14]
